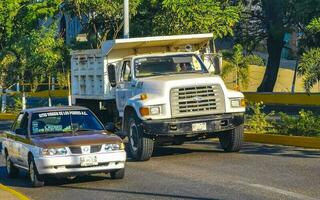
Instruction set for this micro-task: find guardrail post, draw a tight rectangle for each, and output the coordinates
[1,88,7,113]
[22,92,26,110]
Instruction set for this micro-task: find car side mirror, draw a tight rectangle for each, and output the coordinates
[15,128,26,136]
[212,54,222,75]
[108,64,117,87]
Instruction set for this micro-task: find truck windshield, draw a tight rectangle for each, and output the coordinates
[30,110,104,135]
[134,54,208,78]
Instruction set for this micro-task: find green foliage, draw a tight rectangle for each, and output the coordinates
[298,48,320,92]
[222,44,249,90]
[246,102,320,137]
[246,102,275,133]
[244,55,265,66]
[275,110,320,137]
[153,0,241,38]
[64,0,141,48]
[0,0,66,93]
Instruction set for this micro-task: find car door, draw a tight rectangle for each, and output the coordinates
[14,112,30,167]
[116,60,134,115]
[9,113,24,163]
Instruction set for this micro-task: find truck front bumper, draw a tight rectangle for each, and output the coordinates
[141,113,244,137]
[35,151,126,176]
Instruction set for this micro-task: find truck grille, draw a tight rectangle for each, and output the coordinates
[69,145,102,154]
[170,85,225,118]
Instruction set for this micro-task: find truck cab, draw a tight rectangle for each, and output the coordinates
[71,34,245,161]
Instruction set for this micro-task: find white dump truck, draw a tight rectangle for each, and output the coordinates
[71,33,245,161]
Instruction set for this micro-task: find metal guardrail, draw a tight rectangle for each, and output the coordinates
[244,92,320,106]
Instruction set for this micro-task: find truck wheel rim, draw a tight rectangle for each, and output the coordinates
[129,121,139,152]
[29,162,35,183]
[6,156,10,174]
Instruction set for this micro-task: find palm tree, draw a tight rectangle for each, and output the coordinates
[298,48,320,92]
[222,44,249,91]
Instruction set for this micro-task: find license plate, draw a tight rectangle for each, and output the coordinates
[80,155,98,167]
[192,122,207,132]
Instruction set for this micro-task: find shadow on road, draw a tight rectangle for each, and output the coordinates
[59,185,219,200]
[240,143,320,158]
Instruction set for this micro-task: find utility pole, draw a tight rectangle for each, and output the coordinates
[124,0,129,38]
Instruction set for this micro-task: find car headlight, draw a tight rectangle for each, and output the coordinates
[104,143,125,151]
[41,147,68,156]
[230,98,246,108]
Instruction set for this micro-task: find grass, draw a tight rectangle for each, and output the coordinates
[223,64,320,92]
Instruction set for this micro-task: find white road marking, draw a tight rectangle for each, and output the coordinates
[236,181,319,200]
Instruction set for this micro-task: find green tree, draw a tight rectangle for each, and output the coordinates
[63,0,141,48]
[0,0,64,89]
[222,44,249,90]
[153,0,241,39]
[237,0,320,92]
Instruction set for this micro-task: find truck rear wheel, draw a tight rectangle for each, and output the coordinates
[126,111,154,161]
[219,125,244,152]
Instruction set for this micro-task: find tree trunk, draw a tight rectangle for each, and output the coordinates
[257,0,285,92]
[257,35,284,92]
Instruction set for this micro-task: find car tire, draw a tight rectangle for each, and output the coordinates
[28,156,45,187]
[110,168,125,179]
[126,111,154,161]
[219,125,244,152]
[5,153,19,178]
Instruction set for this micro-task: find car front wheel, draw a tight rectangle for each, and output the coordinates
[29,157,45,187]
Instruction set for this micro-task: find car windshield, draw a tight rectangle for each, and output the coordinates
[31,110,104,135]
[134,54,208,78]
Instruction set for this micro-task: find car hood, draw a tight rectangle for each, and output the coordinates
[31,131,122,149]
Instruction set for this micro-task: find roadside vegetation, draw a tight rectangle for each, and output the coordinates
[246,102,320,137]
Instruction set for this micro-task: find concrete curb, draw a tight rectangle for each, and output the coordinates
[244,133,320,149]
[0,184,30,200]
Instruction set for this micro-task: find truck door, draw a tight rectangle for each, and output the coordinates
[116,60,133,115]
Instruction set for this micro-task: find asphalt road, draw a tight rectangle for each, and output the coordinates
[0,141,319,200]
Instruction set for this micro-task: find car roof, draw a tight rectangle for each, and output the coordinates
[23,106,89,114]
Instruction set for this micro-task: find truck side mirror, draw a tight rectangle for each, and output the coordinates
[212,55,222,75]
[108,64,117,87]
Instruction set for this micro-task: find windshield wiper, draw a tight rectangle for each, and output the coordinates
[74,128,95,132]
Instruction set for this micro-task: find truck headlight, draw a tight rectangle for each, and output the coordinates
[104,143,125,151]
[41,147,68,156]
[150,106,161,115]
[230,98,246,108]
[140,106,162,116]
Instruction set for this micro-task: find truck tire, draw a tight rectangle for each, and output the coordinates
[5,152,19,178]
[29,156,45,187]
[126,111,154,161]
[219,125,244,152]
[110,168,125,179]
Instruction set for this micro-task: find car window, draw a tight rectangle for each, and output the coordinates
[12,113,24,132]
[31,110,104,135]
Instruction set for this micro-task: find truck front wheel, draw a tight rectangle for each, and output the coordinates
[219,125,244,152]
[125,112,154,161]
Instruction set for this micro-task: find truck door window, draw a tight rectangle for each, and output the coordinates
[121,61,132,82]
